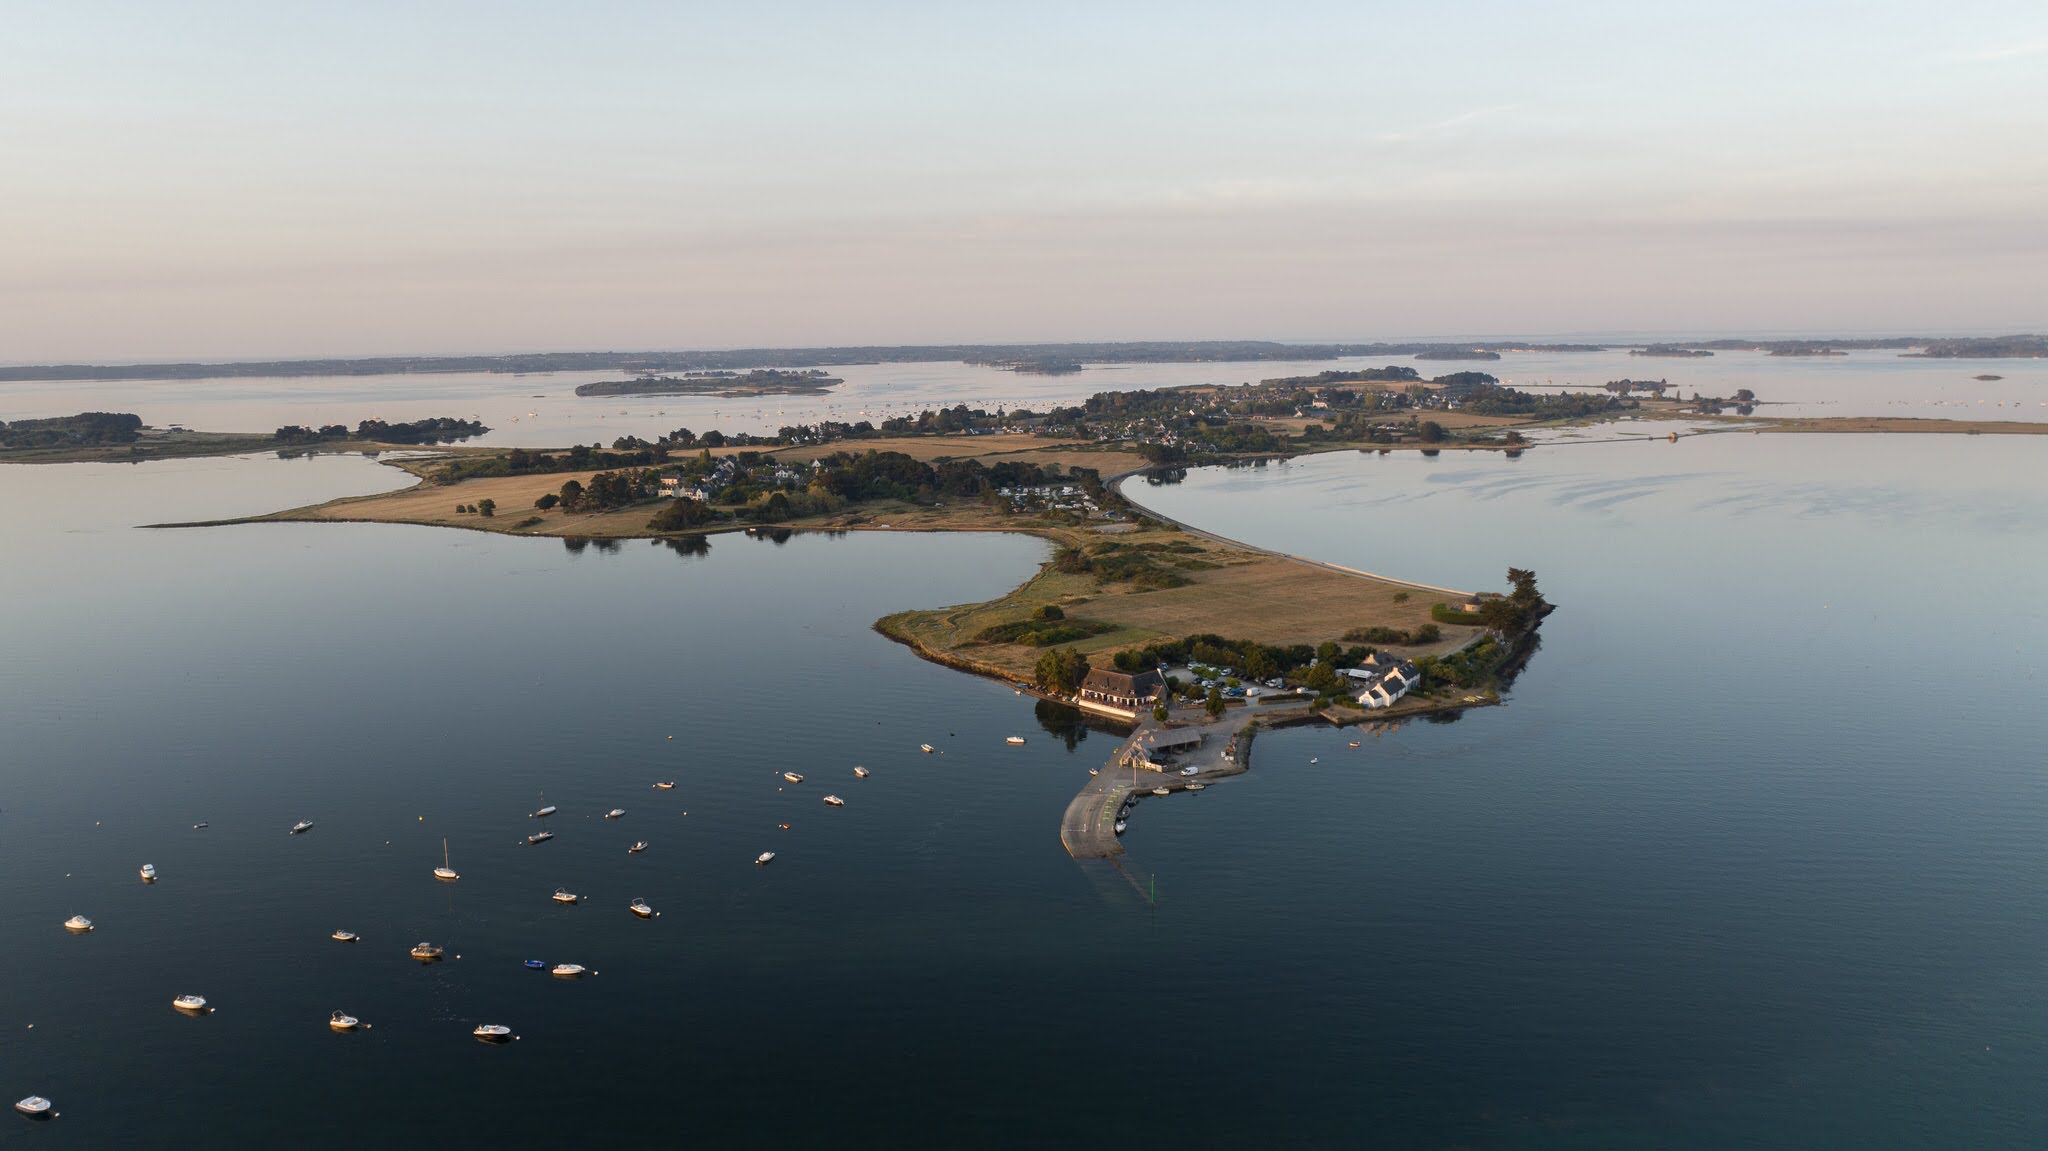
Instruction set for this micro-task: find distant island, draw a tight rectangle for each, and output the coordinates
[1630,345,1714,358]
[1414,348,1502,361]
[0,412,487,462]
[1767,345,1848,357]
[574,370,842,398]
[1974,374,2004,381]
[1905,336,2048,359]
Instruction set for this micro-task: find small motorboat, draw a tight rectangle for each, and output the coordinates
[1152,787,1170,796]
[1185,782,1207,791]
[822,794,845,807]
[331,930,359,943]
[410,941,444,961]
[629,898,654,918]
[526,830,554,845]
[628,841,649,854]
[329,1011,360,1032]
[853,766,870,779]
[1348,741,1361,748]
[605,808,626,819]
[530,805,557,819]
[13,1096,53,1118]
[1088,768,1099,776]
[289,820,314,835]
[139,863,157,882]
[919,743,936,754]
[552,888,579,905]
[1006,736,1026,745]
[434,837,459,881]
[1309,757,1319,765]
[1114,820,1127,835]
[782,771,804,783]
[473,1024,514,1042]
[63,915,93,933]
[524,959,547,970]
[192,822,208,829]
[550,963,587,978]
[172,995,209,1014]
[653,781,676,790]
[755,851,776,865]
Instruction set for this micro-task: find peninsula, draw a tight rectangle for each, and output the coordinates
[573,369,842,397]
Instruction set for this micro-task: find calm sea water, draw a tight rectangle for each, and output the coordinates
[2,349,2040,447]
[3,433,2046,1146]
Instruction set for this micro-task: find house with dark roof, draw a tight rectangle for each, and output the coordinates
[1076,667,1165,719]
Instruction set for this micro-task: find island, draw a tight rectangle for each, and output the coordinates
[1630,345,1714,358]
[1414,348,1502,361]
[573,369,842,398]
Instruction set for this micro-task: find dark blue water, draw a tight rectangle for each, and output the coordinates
[4,437,2047,1146]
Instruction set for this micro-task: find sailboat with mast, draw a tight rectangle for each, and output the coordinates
[434,838,459,881]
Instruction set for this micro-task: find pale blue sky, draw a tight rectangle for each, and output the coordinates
[2,1,2043,359]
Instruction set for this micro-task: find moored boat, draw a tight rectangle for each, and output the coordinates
[551,888,579,905]
[629,898,654,918]
[434,837,459,881]
[1185,782,1206,791]
[13,1096,53,1118]
[63,915,93,933]
[652,781,676,790]
[526,830,554,845]
[473,1024,514,1042]
[1152,787,1170,796]
[530,805,557,819]
[1006,736,1026,745]
[782,771,804,783]
[139,863,156,882]
[550,963,587,978]
[329,1011,359,1032]
[822,794,845,807]
[410,941,444,961]
[172,995,209,1013]
[628,841,648,854]
[755,851,776,865]
[331,930,359,943]
[289,820,314,835]
[605,808,626,819]
[919,743,935,754]
[1114,820,1127,835]
[523,959,546,969]
[853,766,870,779]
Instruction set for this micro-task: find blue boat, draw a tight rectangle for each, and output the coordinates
[523,959,546,970]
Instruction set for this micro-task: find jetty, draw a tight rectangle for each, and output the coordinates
[1060,712,1258,860]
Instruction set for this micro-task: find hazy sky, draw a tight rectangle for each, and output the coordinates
[3,1,2044,361]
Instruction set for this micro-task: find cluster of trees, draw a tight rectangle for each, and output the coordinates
[453,499,496,517]
[1033,646,1092,694]
[1343,623,1441,646]
[0,411,143,449]
[543,470,659,514]
[975,604,1117,648]
[1051,543,1191,589]
[279,417,489,444]
[1455,385,1625,419]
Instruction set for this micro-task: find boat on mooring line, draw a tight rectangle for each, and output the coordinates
[630,898,654,918]
[473,1024,514,1042]
[289,819,314,835]
[410,942,444,962]
[434,838,459,881]
[526,830,554,845]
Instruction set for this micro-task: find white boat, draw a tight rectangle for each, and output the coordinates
[1185,782,1206,791]
[13,1096,53,1118]
[822,794,845,807]
[552,888,579,904]
[530,805,557,818]
[628,841,648,854]
[172,995,209,1013]
[139,863,157,882]
[604,808,626,819]
[853,766,870,779]
[410,941,444,961]
[550,963,587,978]
[652,781,676,790]
[1152,787,1170,796]
[1006,736,1026,745]
[1309,757,1319,765]
[331,930,359,943]
[329,1011,359,1032]
[526,830,553,845]
[919,743,936,754]
[629,898,654,918]
[63,915,93,933]
[782,771,804,783]
[289,820,314,835]
[434,837,459,881]
[473,1024,514,1041]
[1114,820,1127,835]
[755,851,776,865]
[192,822,207,829]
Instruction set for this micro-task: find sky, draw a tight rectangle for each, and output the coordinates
[1,0,2044,362]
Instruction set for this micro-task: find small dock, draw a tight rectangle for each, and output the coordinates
[1059,712,1258,860]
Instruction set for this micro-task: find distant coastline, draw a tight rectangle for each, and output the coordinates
[574,370,841,398]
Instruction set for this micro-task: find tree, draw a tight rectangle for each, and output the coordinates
[1417,420,1447,443]
[558,479,585,511]
[1501,430,1527,446]
[648,497,712,532]
[1153,705,1169,722]
[476,498,495,518]
[534,493,559,511]
[1033,647,1090,695]
[455,503,466,514]
[1205,686,1225,718]
[1732,388,1756,403]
